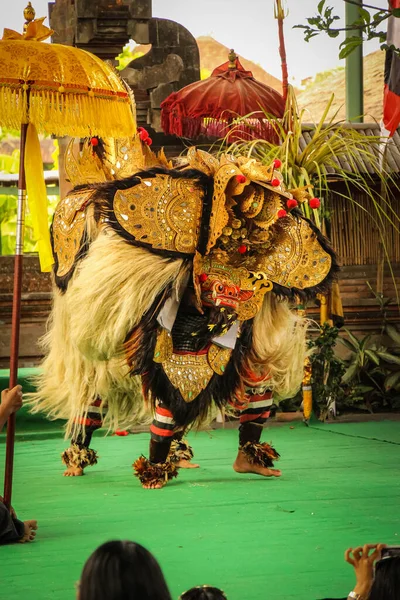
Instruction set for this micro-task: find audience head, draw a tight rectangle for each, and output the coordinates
[180,586,227,600]
[369,556,400,600]
[77,540,172,600]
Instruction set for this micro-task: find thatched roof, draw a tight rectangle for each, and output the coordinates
[297,51,384,123]
[301,122,400,175]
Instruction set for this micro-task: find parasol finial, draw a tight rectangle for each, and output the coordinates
[23,2,36,31]
[228,49,237,69]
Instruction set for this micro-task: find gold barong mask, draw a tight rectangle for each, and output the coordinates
[57,145,334,313]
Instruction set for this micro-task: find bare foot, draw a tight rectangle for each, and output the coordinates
[19,520,38,543]
[142,481,165,489]
[63,466,84,477]
[233,450,281,478]
[177,459,200,469]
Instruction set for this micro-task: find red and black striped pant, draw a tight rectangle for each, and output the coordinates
[150,386,273,446]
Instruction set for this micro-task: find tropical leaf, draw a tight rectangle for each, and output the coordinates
[365,349,380,365]
[343,328,362,351]
[385,324,400,346]
[376,351,400,365]
[338,337,359,353]
[353,384,375,393]
[360,334,372,350]
[342,360,360,384]
[385,371,400,390]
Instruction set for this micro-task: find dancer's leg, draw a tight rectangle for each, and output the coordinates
[62,399,106,477]
[233,387,281,478]
[133,402,181,489]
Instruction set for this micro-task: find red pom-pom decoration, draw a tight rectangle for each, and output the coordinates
[115,430,129,436]
[138,127,149,142]
[145,137,153,146]
[199,273,208,283]
[236,174,246,184]
[277,209,287,218]
[238,244,247,254]
[273,158,282,169]
[90,137,99,147]
[271,178,280,187]
[287,199,298,210]
[309,197,321,209]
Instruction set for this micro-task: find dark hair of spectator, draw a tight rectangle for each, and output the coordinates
[180,586,227,600]
[369,556,400,600]
[78,540,172,600]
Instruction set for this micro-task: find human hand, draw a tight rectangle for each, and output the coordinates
[345,543,386,598]
[0,385,23,418]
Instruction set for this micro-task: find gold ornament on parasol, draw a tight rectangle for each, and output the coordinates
[0,3,136,509]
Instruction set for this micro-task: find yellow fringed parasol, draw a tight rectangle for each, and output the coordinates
[0,3,136,509]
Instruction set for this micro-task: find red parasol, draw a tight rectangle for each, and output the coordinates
[161,51,285,143]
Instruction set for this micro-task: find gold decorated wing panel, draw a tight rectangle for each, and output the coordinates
[113,175,204,254]
[52,189,95,277]
[254,218,332,289]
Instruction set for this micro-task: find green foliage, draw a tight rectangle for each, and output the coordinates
[308,324,349,420]
[115,43,145,71]
[339,323,400,411]
[0,127,20,140]
[295,1,393,58]
[338,285,400,412]
[0,192,59,256]
[0,147,59,255]
[0,150,19,174]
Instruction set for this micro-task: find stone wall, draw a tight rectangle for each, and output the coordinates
[49,0,200,131]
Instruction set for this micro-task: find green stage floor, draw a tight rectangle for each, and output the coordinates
[1,422,399,600]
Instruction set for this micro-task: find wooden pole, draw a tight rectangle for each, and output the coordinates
[345,0,364,122]
[275,0,289,101]
[3,122,28,510]
[377,143,388,296]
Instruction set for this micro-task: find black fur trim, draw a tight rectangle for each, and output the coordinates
[169,439,194,463]
[61,445,98,469]
[133,455,178,487]
[240,441,280,468]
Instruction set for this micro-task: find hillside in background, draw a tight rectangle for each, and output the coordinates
[296,50,384,122]
[196,36,283,92]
